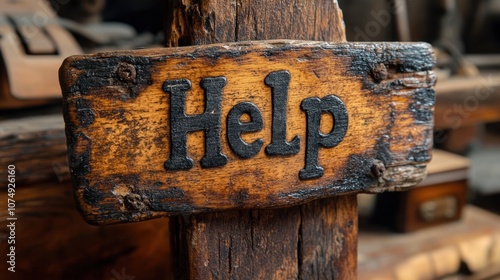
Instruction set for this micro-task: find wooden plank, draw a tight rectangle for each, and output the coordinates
[60,40,436,225]
[0,181,173,279]
[0,114,69,185]
[172,195,357,279]
[434,71,500,129]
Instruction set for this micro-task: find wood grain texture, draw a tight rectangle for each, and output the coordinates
[172,195,357,280]
[0,114,69,185]
[0,181,173,280]
[165,0,346,46]
[60,40,436,225]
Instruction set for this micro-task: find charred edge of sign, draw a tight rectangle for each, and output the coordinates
[331,43,435,93]
[146,202,197,214]
[62,96,97,219]
[74,98,95,127]
[178,42,322,61]
[409,88,436,123]
[362,77,408,95]
[66,132,91,178]
[86,174,194,219]
[261,43,330,60]
[408,148,431,163]
[68,55,155,100]
[66,131,96,215]
[277,154,376,201]
[71,178,99,225]
[179,46,250,61]
[82,183,104,207]
[407,129,433,163]
[262,44,302,58]
[374,99,397,168]
[375,136,393,167]
[83,212,149,226]
[90,204,198,225]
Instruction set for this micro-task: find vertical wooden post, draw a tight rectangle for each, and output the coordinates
[165,1,357,279]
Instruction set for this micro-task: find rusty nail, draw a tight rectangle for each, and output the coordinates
[124,193,147,211]
[371,63,388,82]
[117,63,137,82]
[371,159,386,178]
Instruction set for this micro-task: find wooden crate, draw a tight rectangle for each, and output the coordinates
[374,149,469,232]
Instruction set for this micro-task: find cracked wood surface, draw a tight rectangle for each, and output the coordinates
[172,195,357,280]
[60,40,436,225]
[165,0,346,47]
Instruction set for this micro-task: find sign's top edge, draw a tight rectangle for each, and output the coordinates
[64,40,434,60]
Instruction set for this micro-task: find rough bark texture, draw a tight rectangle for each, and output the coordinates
[172,195,357,280]
[165,0,346,46]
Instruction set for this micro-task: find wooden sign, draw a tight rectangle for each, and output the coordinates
[60,40,436,225]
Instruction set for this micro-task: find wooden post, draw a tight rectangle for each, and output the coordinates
[165,2,353,278]
[59,1,435,279]
[170,197,357,279]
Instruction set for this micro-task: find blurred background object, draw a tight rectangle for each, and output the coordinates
[0,0,163,109]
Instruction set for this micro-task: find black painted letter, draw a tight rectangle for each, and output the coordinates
[300,95,348,180]
[163,77,228,170]
[265,70,300,156]
[227,102,264,158]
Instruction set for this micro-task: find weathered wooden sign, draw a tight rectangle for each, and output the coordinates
[60,40,436,225]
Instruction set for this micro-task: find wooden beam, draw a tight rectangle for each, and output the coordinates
[434,72,500,129]
[165,0,346,46]
[172,196,357,279]
[0,114,68,185]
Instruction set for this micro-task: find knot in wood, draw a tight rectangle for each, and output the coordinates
[371,63,388,82]
[117,63,137,82]
[370,159,386,178]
